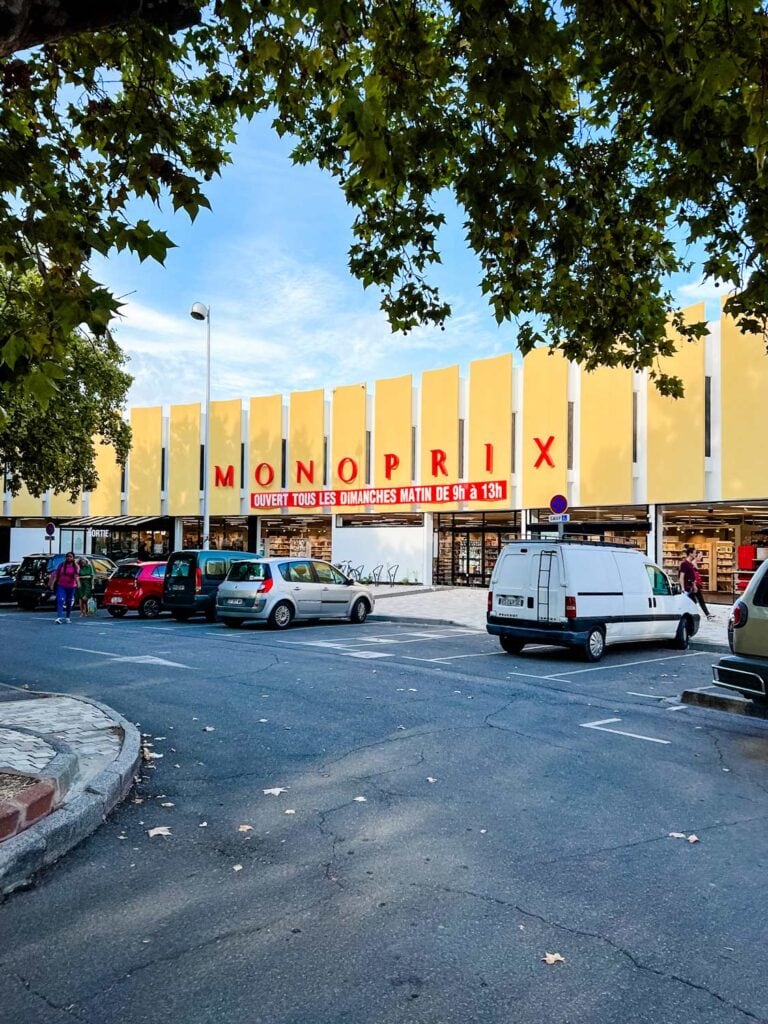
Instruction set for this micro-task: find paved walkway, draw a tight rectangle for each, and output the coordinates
[0,696,123,800]
[370,584,731,646]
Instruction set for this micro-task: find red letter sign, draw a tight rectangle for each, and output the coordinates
[533,436,555,468]
[296,460,315,484]
[254,462,275,487]
[384,453,400,480]
[214,464,234,487]
[337,457,358,483]
[430,449,448,477]
[485,443,494,473]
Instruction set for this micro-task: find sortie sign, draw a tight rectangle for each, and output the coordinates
[250,480,508,510]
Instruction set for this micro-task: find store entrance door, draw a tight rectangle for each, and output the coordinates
[434,513,521,587]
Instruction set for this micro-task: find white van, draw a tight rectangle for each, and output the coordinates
[486,540,700,661]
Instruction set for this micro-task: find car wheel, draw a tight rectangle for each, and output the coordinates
[350,598,369,624]
[673,617,691,650]
[171,610,191,622]
[499,636,525,655]
[139,596,162,619]
[107,606,127,618]
[268,601,294,630]
[583,626,605,662]
[223,618,242,629]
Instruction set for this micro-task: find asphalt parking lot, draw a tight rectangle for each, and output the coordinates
[1,607,767,1024]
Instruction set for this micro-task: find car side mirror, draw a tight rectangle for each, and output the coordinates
[671,582,681,595]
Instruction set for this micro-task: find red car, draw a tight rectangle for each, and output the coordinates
[104,561,167,618]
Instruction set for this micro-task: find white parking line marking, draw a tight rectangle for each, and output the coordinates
[64,646,191,668]
[550,652,711,677]
[666,705,688,712]
[580,718,671,744]
[343,652,393,660]
[626,692,672,699]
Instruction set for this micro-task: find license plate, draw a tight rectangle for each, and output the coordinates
[169,584,185,591]
[226,598,243,605]
[111,596,123,604]
[499,595,523,607]
[21,575,33,581]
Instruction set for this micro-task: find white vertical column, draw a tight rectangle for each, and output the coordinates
[567,361,581,508]
[423,512,434,586]
[512,361,523,509]
[633,369,648,505]
[705,318,722,502]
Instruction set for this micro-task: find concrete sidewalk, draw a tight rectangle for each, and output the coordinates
[0,688,140,894]
[370,584,731,646]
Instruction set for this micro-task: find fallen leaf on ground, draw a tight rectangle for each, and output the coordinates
[238,824,254,833]
[199,821,208,828]
[233,864,243,872]
[160,802,174,808]
[426,777,437,784]
[542,953,565,965]
[263,787,288,796]
[147,827,172,838]
[688,834,700,844]
[353,796,367,803]
[668,832,687,839]
[131,798,144,805]
[142,749,163,760]
[154,736,166,741]
[284,809,296,815]
[203,726,215,732]
[259,719,269,723]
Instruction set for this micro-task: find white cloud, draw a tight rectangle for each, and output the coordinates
[676,276,735,303]
[110,239,509,408]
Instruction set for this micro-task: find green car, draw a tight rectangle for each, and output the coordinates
[713,560,768,702]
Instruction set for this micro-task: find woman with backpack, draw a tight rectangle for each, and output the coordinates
[50,552,79,624]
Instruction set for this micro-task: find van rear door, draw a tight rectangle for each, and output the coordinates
[164,553,197,606]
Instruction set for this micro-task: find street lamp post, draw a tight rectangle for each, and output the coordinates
[190,302,211,550]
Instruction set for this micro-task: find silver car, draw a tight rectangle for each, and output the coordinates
[216,557,375,629]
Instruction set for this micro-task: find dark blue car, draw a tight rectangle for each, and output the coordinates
[0,562,19,603]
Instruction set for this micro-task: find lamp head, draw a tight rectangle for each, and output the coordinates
[190,302,208,321]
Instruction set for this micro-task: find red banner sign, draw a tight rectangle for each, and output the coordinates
[249,479,508,510]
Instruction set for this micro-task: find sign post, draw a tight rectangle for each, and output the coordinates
[548,495,569,540]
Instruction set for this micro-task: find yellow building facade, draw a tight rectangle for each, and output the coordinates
[4,303,768,597]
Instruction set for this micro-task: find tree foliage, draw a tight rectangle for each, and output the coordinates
[3,1,768,402]
[0,273,132,498]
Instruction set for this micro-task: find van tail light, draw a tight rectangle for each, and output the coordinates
[565,595,577,619]
[732,600,748,628]
[195,567,203,593]
[257,578,273,594]
[487,591,493,613]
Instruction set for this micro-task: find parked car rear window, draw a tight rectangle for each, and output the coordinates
[203,558,228,579]
[279,561,313,583]
[169,558,194,578]
[114,566,142,580]
[227,561,271,583]
[92,559,115,574]
[150,565,166,579]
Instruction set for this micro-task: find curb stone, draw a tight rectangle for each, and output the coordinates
[681,689,768,718]
[0,725,79,806]
[0,695,141,896]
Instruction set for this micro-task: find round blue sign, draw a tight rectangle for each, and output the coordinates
[549,494,568,515]
[45,522,56,537]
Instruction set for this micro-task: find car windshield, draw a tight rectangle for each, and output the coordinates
[22,557,52,574]
[227,561,270,583]
[113,566,142,580]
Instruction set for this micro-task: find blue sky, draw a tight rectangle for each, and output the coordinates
[93,112,724,410]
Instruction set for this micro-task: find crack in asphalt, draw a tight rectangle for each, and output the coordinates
[70,893,338,1012]
[534,812,768,866]
[7,969,94,1023]
[414,882,767,1022]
